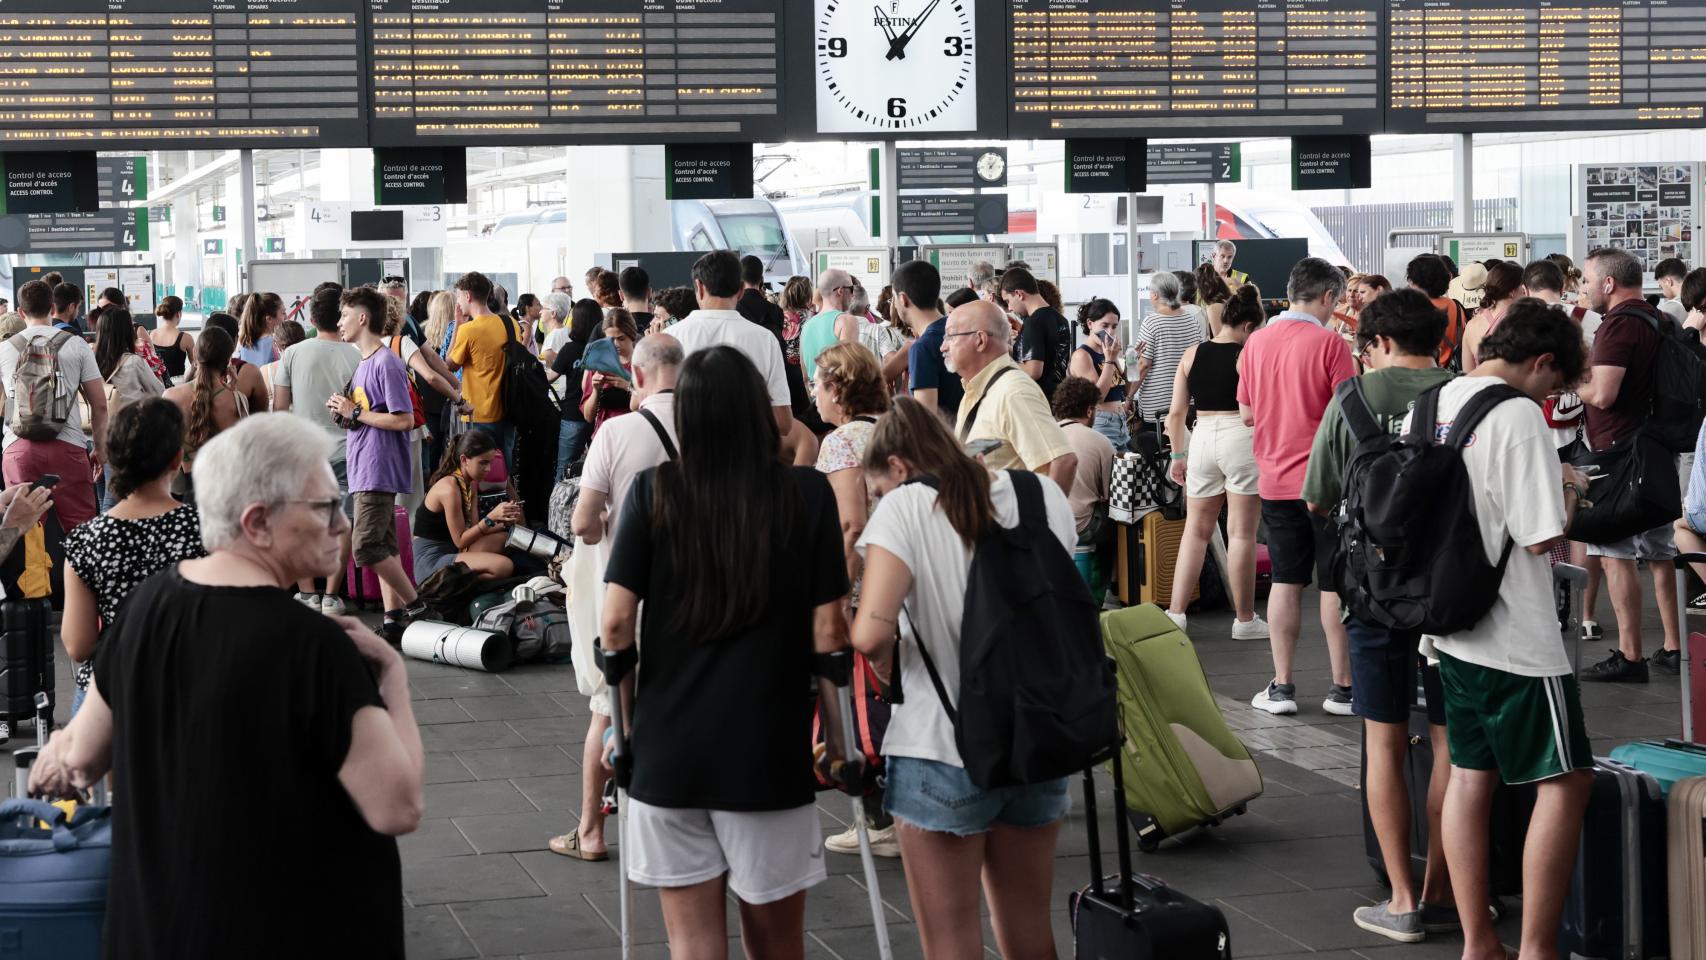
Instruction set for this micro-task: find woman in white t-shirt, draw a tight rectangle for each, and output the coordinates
[851,398,1077,960]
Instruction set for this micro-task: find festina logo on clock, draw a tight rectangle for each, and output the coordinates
[815,0,977,134]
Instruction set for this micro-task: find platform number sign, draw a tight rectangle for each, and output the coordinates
[815,0,978,134]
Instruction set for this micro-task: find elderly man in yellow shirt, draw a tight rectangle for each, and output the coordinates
[944,300,1078,493]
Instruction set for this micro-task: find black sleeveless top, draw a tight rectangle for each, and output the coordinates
[1187,340,1242,413]
[152,329,189,379]
[414,502,452,545]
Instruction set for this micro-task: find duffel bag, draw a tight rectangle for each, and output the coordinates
[0,797,110,960]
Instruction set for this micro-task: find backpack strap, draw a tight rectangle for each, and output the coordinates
[636,407,677,460]
[1334,378,1383,445]
[905,609,958,725]
[1442,383,1526,449]
[958,365,1017,441]
[1005,468,1050,536]
[1404,382,1444,445]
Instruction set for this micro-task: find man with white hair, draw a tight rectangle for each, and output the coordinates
[945,300,1077,493]
[538,291,575,367]
[1212,239,1248,291]
[551,333,682,863]
[29,413,423,957]
[800,268,856,381]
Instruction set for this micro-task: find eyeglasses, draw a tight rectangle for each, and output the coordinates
[280,497,345,532]
[942,330,983,340]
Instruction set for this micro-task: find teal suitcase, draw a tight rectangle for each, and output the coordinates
[1101,604,1263,850]
[1608,739,1706,797]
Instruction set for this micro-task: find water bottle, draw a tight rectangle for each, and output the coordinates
[1122,345,1139,373]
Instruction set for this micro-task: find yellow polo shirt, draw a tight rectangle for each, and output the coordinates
[955,355,1074,474]
[448,314,510,423]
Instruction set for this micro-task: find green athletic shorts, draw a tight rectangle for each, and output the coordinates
[1437,651,1593,785]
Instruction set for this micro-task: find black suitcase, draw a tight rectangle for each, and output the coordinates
[0,598,52,733]
[1069,748,1231,959]
[1558,758,1668,959]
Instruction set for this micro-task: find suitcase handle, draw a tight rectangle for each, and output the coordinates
[0,798,86,852]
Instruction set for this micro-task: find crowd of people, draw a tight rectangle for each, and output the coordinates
[9,238,1692,960]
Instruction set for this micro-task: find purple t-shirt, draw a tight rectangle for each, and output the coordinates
[347,346,413,494]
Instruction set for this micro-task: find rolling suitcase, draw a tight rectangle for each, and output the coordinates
[345,505,415,609]
[1668,776,1706,959]
[1559,758,1668,960]
[1069,749,1231,959]
[0,599,53,737]
[1113,512,1199,608]
[1100,605,1261,850]
[0,748,110,960]
[1608,739,1706,796]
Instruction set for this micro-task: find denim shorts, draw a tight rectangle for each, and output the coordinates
[1686,509,1706,537]
[883,755,1071,837]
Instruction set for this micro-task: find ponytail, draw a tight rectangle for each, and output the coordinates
[186,327,235,454]
[1222,283,1266,331]
[237,292,282,349]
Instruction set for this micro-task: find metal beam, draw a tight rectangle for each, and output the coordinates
[1452,133,1473,233]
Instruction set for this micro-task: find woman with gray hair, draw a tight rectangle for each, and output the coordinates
[539,290,575,367]
[29,412,423,958]
[1134,270,1207,426]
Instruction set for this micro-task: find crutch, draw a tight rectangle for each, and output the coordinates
[818,650,894,960]
[595,639,638,960]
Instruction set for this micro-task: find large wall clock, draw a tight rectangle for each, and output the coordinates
[814,0,978,135]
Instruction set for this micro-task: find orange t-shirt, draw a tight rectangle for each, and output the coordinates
[1429,297,1468,368]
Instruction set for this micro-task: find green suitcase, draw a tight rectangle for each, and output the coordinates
[1102,604,1263,850]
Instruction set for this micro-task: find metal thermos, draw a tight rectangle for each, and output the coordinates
[401,621,513,673]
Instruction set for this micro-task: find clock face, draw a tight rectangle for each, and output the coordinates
[815,0,977,135]
[976,151,1005,182]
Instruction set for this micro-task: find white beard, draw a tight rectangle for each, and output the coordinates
[943,355,957,374]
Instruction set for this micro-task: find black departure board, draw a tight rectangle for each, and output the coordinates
[366,0,786,146]
[1387,0,1706,132]
[0,0,367,149]
[1009,0,1384,138]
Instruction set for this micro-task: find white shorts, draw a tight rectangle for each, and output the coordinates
[1185,415,1258,499]
[624,799,827,904]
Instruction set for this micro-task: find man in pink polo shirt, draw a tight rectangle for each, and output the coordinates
[1236,257,1357,716]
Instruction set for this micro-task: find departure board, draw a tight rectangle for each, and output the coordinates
[1387,0,1706,132]
[366,0,786,146]
[0,0,367,149]
[1009,0,1384,138]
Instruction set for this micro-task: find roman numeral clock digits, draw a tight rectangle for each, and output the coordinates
[815,0,977,134]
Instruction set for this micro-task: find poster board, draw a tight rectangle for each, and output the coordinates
[1439,233,1529,265]
[920,245,1008,289]
[1577,162,1698,279]
[814,247,891,298]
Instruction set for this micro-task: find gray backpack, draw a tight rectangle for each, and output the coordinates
[6,331,74,441]
[474,598,572,663]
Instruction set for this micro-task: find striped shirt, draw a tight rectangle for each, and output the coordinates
[1136,310,1207,419]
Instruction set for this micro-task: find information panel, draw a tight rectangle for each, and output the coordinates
[0,0,366,149]
[366,0,786,146]
[1009,0,1384,138]
[1387,0,1706,133]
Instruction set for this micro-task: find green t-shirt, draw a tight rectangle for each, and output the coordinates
[1300,366,1457,510]
[800,309,844,381]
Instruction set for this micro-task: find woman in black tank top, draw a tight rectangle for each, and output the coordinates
[150,296,194,382]
[1160,285,1270,638]
[413,431,522,582]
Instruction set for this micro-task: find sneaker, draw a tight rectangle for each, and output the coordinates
[1691,592,1706,615]
[294,592,321,609]
[1323,685,1355,716]
[320,595,346,617]
[402,599,428,621]
[1166,611,1188,631]
[1419,902,1461,934]
[1230,615,1270,640]
[1651,648,1681,676]
[1579,648,1648,683]
[1581,619,1603,642]
[1251,681,1298,715]
[1353,901,1424,943]
[823,823,900,858]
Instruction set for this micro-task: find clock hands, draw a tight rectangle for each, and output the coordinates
[885,0,943,61]
[874,4,897,45]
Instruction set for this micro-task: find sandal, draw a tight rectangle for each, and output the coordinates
[547,832,609,861]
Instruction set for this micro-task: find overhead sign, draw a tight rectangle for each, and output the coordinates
[921,245,1009,286]
[814,247,890,298]
[664,143,755,201]
[0,209,147,255]
[0,153,98,215]
[898,149,1008,191]
[1065,139,1146,195]
[1147,143,1242,185]
[1010,0,1383,138]
[898,195,1010,237]
[1292,136,1372,191]
[373,147,468,206]
[369,0,786,146]
[0,0,367,151]
[1440,233,1528,266]
[204,239,224,255]
[264,237,288,254]
[1388,0,1706,134]
[1579,163,1698,277]
[96,157,148,206]
[303,201,447,249]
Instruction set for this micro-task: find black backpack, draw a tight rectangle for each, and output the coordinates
[1331,380,1525,636]
[910,470,1119,788]
[500,315,557,438]
[1641,312,1706,453]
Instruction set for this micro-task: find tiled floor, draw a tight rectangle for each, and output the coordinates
[14,583,1689,958]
